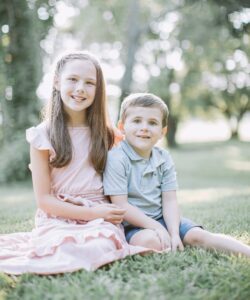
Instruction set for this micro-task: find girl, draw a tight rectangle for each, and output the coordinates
[0,52,148,275]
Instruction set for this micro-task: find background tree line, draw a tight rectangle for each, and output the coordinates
[0,0,249,182]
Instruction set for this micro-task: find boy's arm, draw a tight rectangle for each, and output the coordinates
[111,195,164,230]
[104,150,170,249]
[162,191,184,251]
[110,195,171,250]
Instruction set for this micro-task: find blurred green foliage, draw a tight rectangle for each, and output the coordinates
[0,0,55,182]
[0,132,29,183]
[0,0,249,182]
[66,0,250,146]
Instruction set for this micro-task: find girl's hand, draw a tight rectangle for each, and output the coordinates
[94,204,126,225]
[170,234,184,252]
[154,226,171,251]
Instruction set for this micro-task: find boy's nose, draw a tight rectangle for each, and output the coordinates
[140,123,149,131]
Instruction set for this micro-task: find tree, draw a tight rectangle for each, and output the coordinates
[52,0,250,144]
[0,0,55,181]
[177,1,250,138]
[0,0,55,142]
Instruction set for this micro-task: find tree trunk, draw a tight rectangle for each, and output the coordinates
[165,70,178,147]
[118,0,140,115]
[166,115,178,147]
[229,116,240,140]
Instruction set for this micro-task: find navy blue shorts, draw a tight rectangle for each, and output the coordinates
[124,217,203,242]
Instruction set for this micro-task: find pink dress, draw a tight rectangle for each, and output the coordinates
[0,122,148,275]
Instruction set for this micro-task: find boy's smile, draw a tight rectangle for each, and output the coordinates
[119,106,167,158]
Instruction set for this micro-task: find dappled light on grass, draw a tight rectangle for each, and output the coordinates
[0,192,34,205]
[224,145,242,156]
[0,183,33,205]
[178,187,250,204]
[0,140,249,299]
[224,144,250,171]
[226,160,250,172]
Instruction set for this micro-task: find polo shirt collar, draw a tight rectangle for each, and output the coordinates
[121,140,166,172]
[121,140,142,161]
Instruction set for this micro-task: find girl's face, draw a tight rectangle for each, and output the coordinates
[56,59,97,115]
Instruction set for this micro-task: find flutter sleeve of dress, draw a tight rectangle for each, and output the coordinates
[26,122,56,162]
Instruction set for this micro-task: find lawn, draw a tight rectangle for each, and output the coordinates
[0,140,250,300]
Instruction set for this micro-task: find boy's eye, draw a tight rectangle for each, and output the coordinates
[133,119,141,123]
[149,121,158,126]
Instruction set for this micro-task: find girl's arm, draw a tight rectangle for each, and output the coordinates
[30,146,125,224]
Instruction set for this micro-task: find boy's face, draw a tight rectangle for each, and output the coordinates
[119,106,167,158]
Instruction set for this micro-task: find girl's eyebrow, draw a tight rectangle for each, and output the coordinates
[66,74,96,81]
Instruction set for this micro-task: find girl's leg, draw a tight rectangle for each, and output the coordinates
[183,227,250,257]
[130,229,163,251]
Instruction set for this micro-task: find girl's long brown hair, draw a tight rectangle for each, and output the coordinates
[45,52,114,174]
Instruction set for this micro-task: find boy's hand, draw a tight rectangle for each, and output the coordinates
[154,226,171,251]
[170,234,184,252]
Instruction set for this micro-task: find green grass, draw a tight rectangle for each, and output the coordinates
[0,140,250,300]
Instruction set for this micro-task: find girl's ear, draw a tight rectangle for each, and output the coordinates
[118,120,125,133]
[54,76,60,91]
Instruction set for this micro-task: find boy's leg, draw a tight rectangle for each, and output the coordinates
[183,227,250,257]
[129,229,163,251]
[125,217,200,251]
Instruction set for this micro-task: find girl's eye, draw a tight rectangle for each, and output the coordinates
[68,78,77,82]
[133,119,141,123]
[86,81,96,86]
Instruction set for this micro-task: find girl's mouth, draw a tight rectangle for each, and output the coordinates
[71,96,86,102]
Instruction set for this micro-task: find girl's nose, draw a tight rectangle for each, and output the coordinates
[76,81,85,93]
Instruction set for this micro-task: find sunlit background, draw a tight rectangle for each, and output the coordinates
[0,0,250,182]
[38,1,250,143]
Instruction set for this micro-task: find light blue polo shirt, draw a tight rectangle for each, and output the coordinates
[103,140,178,220]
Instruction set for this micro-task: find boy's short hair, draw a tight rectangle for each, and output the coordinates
[120,93,169,127]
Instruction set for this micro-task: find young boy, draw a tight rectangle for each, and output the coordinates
[104,93,250,256]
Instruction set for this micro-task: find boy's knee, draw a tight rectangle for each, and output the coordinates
[130,229,162,251]
[184,229,211,247]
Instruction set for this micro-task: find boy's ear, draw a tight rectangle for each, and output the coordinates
[118,120,125,133]
[162,126,168,136]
